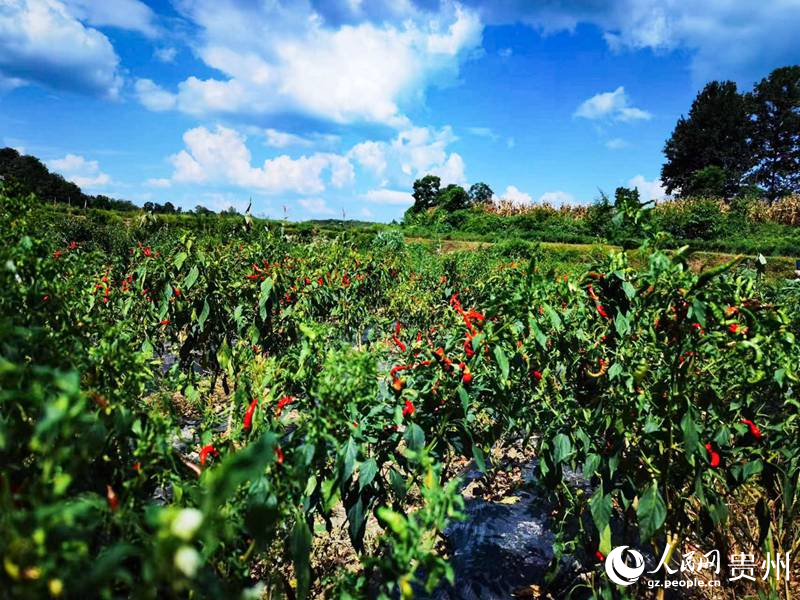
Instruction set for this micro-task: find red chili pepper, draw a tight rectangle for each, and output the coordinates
[160,319,170,325]
[199,444,219,466]
[704,443,720,468]
[143,247,152,257]
[595,551,605,562]
[276,395,294,416]
[274,446,284,465]
[174,287,181,297]
[243,397,258,431]
[392,336,407,352]
[462,364,473,384]
[596,305,608,319]
[402,399,415,417]
[532,370,542,381]
[317,276,324,285]
[106,485,119,511]
[740,418,762,441]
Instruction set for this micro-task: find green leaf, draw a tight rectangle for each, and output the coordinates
[173,252,188,269]
[622,281,636,300]
[494,346,509,380]
[347,497,366,549]
[358,458,378,492]
[691,299,706,328]
[258,277,273,320]
[614,311,630,337]
[290,519,312,600]
[589,485,612,533]
[183,265,199,290]
[680,410,698,463]
[472,445,486,472]
[543,304,563,331]
[552,433,572,464]
[197,299,209,331]
[404,424,425,451]
[389,469,407,501]
[377,507,407,537]
[637,482,667,542]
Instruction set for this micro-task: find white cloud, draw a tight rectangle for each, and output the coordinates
[299,197,335,215]
[350,140,388,179]
[539,190,576,205]
[137,1,483,125]
[470,1,800,85]
[63,0,157,37]
[167,125,354,195]
[362,188,413,205]
[575,86,651,122]
[135,79,177,111]
[499,47,513,58]
[501,185,532,204]
[628,175,667,201]
[264,128,313,148]
[145,177,171,187]
[605,137,628,150]
[154,47,177,63]
[0,0,122,97]
[466,126,499,141]
[48,154,111,189]
[350,125,465,186]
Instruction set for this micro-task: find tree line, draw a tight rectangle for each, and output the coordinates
[662,65,799,200]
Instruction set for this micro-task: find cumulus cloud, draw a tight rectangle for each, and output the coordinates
[145,177,171,187]
[575,86,651,122]
[264,129,313,148]
[628,175,667,201]
[63,0,157,37]
[0,0,122,97]
[135,79,177,111]
[299,197,335,215]
[167,125,354,195]
[136,1,483,125]
[467,1,800,85]
[539,190,576,205]
[605,137,628,150]
[154,47,178,63]
[350,125,465,186]
[501,185,532,204]
[362,189,413,205]
[48,154,111,189]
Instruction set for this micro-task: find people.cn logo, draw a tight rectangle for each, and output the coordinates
[605,546,646,586]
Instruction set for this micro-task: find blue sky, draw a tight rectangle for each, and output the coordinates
[1,1,798,221]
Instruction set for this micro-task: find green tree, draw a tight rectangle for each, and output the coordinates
[438,184,469,212]
[691,165,728,197]
[661,81,752,197]
[748,65,800,200]
[468,182,494,205]
[411,175,441,213]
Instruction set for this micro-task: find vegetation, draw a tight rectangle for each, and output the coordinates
[3,181,800,598]
[662,65,800,199]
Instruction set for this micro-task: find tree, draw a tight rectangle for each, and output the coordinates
[661,81,752,197]
[748,65,800,200]
[411,175,440,213]
[438,184,470,212]
[691,165,728,198]
[468,182,494,205]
